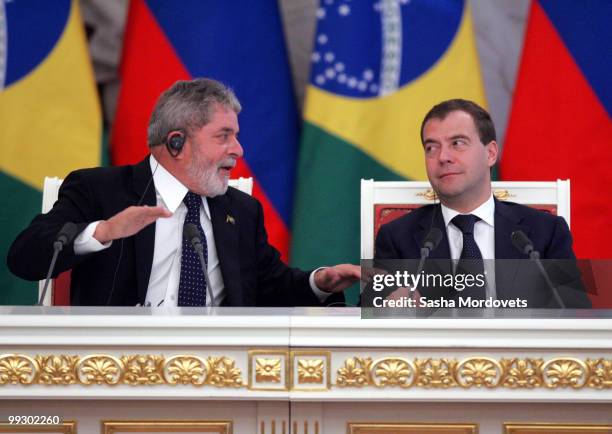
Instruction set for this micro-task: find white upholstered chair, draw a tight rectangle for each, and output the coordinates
[360,179,571,260]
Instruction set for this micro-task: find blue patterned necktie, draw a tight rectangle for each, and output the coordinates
[451,214,486,300]
[178,191,207,306]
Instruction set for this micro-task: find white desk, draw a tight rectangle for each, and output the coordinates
[0,307,610,433]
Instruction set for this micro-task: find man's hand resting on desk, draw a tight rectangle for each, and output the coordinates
[386,286,413,301]
[94,206,172,243]
[314,264,361,293]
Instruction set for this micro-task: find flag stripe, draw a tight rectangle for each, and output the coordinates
[291,122,405,304]
[501,0,612,262]
[0,172,40,305]
[539,0,612,117]
[1,0,101,305]
[111,0,190,166]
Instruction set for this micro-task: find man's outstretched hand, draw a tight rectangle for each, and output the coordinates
[314,264,361,293]
[94,206,172,243]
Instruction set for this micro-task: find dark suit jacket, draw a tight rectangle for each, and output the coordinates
[374,199,591,308]
[7,157,327,307]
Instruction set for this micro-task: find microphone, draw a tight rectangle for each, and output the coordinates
[511,230,565,308]
[421,227,443,259]
[412,228,443,301]
[183,223,215,307]
[38,223,78,306]
[511,230,535,257]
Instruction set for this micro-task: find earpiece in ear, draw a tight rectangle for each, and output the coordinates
[165,130,185,157]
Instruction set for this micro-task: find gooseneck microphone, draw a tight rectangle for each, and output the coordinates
[412,227,443,300]
[421,227,443,260]
[511,230,536,257]
[183,223,215,307]
[38,222,79,306]
[511,230,565,308]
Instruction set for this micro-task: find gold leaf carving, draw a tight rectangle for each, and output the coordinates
[457,357,501,388]
[493,189,514,200]
[416,189,438,201]
[77,355,123,385]
[336,357,372,387]
[500,358,544,388]
[164,355,206,385]
[0,354,37,385]
[297,359,325,384]
[255,358,282,383]
[121,355,164,385]
[586,358,612,389]
[36,355,78,385]
[0,353,608,391]
[415,358,457,388]
[371,357,416,388]
[205,356,244,388]
[543,358,588,389]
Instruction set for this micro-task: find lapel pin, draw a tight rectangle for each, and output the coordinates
[226,215,235,225]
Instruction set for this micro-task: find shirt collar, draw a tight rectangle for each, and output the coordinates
[149,155,211,219]
[440,193,495,228]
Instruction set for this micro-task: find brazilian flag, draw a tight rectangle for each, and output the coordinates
[291,0,486,305]
[0,0,101,304]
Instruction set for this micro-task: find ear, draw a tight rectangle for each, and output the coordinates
[165,130,186,158]
[486,140,498,167]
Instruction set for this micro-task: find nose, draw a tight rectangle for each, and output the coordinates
[229,137,244,158]
[437,143,454,164]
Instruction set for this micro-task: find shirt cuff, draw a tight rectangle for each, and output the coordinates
[73,221,112,254]
[309,267,332,301]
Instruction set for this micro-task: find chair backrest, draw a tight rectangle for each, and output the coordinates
[230,177,254,196]
[360,179,571,259]
[42,176,64,213]
[38,176,254,305]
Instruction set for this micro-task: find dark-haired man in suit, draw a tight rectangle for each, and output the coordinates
[375,99,590,308]
[8,78,359,306]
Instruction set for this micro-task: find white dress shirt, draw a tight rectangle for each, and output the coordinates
[440,194,496,299]
[74,155,330,306]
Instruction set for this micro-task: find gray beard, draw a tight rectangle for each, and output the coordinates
[187,162,229,197]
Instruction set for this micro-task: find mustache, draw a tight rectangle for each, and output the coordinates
[218,159,237,169]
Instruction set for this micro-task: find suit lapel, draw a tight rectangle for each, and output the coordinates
[208,194,242,306]
[494,199,529,300]
[132,156,156,304]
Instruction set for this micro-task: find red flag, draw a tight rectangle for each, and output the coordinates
[501,0,612,307]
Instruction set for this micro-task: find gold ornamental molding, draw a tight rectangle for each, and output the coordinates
[416,189,438,201]
[504,422,612,433]
[102,420,232,434]
[335,356,612,390]
[291,350,332,391]
[248,349,289,391]
[0,354,244,388]
[493,189,516,201]
[255,358,282,383]
[371,357,417,388]
[348,422,477,434]
[336,357,371,387]
[0,353,611,391]
[0,421,77,433]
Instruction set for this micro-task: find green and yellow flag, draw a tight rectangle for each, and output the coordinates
[291,0,486,304]
[0,0,101,304]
